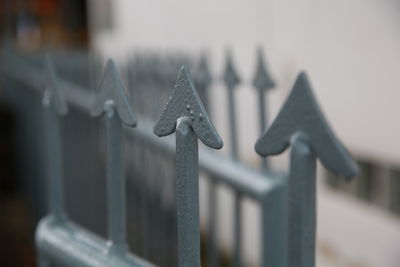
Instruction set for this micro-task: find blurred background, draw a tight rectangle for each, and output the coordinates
[0,0,400,266]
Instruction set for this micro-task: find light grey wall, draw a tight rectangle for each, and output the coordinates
[88,1,400,266]
[90,0,400,167]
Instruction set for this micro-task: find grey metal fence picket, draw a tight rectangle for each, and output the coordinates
[0,48,359,267]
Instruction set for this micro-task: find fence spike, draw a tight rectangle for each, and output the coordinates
[255,72,359,178]
[255,72,358,267]
[43,55,68,115]
[252,48,275,91]
[252,48,275,170]
[91,59,138,252]
[41,55,68,227]
[91,59,137,126]
[223,51,240,90]
[197,54,212,90]
[154,65,222,267]
[154,65,223,149]
[222,50,243,266]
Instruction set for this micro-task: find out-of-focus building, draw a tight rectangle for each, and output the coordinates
[86,1,400,266]
[1,0,400,266]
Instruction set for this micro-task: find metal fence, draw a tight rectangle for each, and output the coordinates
[0,48,358,267]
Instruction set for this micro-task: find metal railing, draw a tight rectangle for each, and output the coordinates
[0,48,358,267]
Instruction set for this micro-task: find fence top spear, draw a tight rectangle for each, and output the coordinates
[154,65,223,149]
[252,48,275,91]
[91,59,137,126]
[42,55,68,115]
[197,54,212,90]
[223,50,240,90]
[255,72,359,178]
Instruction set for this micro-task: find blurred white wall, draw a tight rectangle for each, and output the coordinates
[90,0,400,166]
[88,0,400,266]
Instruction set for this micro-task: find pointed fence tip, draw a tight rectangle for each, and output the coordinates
[154,66,223,149]
[197,54,212,89]
[252,48,275,91]
[91,59,137,127]
[43,55,68,115]
[223,50,240,89]
[255,71,359,179]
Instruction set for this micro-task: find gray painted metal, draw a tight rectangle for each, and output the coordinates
[36,58,154,267]
[256,72,359,267]
[196,54,220,267]
[154,66,222,149]
[154,66,223,266]
[252,48,275,170]
[91,60,137,126]
[0,50,360,267]
[36,216,154,267]
[43,55,68,115]
[222,50,240,160]
[42,56,68,223]
[91,60,137,251]
[196,54,212,115]
[223,50,243,267]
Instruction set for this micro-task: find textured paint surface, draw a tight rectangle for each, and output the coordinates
[175,119,200,267]
[255,72,359,178]
[154,65,222,149]
[288,135,316,267]
[154,66,223,266]
[255,72,359,267]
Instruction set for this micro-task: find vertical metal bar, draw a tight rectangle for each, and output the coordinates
[261,182,288,267]
[176,118,201,267]
[197,54,212,118]
[233,193,242,267]
[257,90,268,170]
[154,65,223,267]
[253,48,275,171]
[198,55,220,267]
[255,72,359,267]
[228,91,243,267]
[105,103,128,252]
[224,56,242,267]
[207,179,219,267]
[227,88,243,267]
[288,137,316,267]
[227,88,239,161]
[45,108,66,222]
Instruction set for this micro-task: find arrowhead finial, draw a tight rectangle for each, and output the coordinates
[196,54,212,90]
[255,72,359,178]
[252,48,275,91]
[154,65,223,149]
[43,55,68,115]
[223,50,240,89]
[91,59,137,126]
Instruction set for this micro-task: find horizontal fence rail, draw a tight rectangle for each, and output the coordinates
[0,48,359,267]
